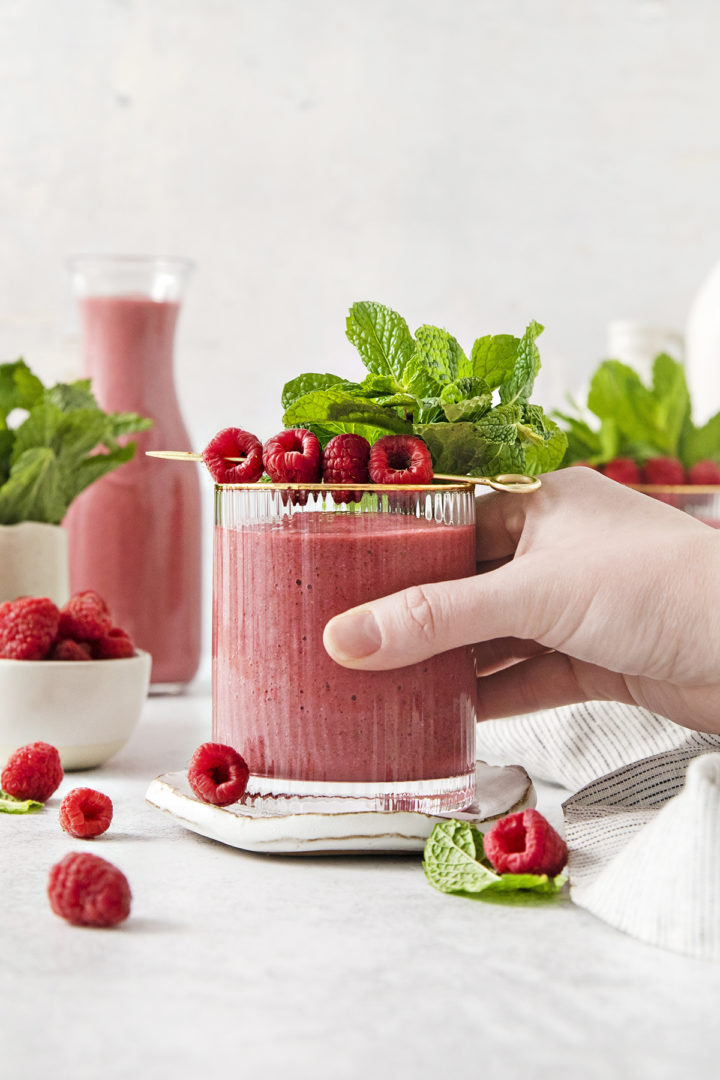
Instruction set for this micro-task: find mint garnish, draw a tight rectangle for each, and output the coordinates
[0,789,43,814]
[280,301,567,477]
[0,359,151,524]
[423,820,565,899]
[556,351,720,468]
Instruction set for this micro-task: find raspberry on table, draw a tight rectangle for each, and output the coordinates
[263,429,322,484]
[643,456,685,485]
[368,434,433,485]
[50,638,93,661]
[188,742,250,806]
[59,591,113,643]
[1,741,64,803]
[687,460,720,485]
[601,458,641,484]
[48,852,131,927]
[0,596,60,660]
[202,427,264,485]
[59,788,114,838]
[92,627,136,660]
[483,808,568,878]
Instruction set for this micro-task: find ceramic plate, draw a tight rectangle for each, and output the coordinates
[145,762,535,854]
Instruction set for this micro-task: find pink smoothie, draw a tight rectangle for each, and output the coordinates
[64,295,202,686]
[213,512,477,784]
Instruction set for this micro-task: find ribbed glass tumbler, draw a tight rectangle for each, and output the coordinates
[212,483,478,813]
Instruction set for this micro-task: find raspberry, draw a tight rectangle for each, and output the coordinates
[643,456,685,485]
[0,596,60,659]
[59,788,113,838]
[188,742,250,806]
[48,852,131,927]
[484,809,568,878]
[59,591,112,643]
[601,458,641,484]
[50,638,92,661]
[202,427,264,484]
[322,433,371,503]
[687,460,720,485]
[368,435,433,484]
[263,429,322,484]
[1,741,64,802]
[92,627,135,660]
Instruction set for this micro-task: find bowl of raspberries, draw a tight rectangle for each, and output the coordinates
[0,589,151,771]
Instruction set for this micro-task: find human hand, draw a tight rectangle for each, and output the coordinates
[323,468,720,733]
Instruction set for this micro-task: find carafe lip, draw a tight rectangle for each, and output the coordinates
[67,253,195,273]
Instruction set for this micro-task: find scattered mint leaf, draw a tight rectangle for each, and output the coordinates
[423,820,499,894]
[0,789,43,814]
[345,301,415,383]
[281,373,351,412]
[423,820,566,900]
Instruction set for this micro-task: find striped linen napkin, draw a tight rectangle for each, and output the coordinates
[476,703,720,960]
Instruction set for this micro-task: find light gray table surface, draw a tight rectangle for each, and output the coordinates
[3,678,720,1080]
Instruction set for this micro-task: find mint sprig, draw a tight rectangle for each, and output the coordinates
[556,353,720,468]
[423,820,565,899]
[0,359,151,525]
[280,302,567,477]
[0,789,43,814]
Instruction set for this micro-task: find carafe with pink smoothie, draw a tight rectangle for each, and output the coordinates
[213,481,477,812]
[65,255,202,692]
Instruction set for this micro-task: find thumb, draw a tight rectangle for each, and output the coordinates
[323,564,523,670]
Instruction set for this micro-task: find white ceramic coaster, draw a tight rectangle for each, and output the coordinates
[145,762,535,854]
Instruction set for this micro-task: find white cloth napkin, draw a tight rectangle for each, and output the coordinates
[476,703,720,960]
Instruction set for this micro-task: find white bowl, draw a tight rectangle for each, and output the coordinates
[0,649,151,771]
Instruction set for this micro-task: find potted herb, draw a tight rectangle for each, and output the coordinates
[0,359,150,604]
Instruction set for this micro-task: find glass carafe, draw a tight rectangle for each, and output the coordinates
[65,255,202,692]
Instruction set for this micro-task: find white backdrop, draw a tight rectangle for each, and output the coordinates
[2,0,719,653]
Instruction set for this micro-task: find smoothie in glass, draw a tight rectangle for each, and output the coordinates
[212,485,477,812]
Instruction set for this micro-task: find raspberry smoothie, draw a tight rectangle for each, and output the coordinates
[213,499,477,809]
[64,290,202,688]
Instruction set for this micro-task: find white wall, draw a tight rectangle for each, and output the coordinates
[2,0,719,651]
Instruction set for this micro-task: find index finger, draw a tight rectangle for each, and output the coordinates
[474,489,530,564]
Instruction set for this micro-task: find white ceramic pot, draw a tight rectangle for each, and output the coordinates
[0,650,151,770]
[0,522,70,606]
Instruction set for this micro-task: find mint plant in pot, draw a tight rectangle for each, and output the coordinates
[0,359,151,604]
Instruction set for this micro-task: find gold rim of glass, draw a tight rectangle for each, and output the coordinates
[214,479,475,492]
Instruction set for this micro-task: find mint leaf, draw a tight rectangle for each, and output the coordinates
[651,354,690,453]
[414,325,467,384]
[423,820,499,894]
[499,321,544,405]
[439,378,492,423]
[482,873,565,895]
[281,373,351,411]
[0,789,43,813]
[0,447,65,524]
[680,411,720,467]
[346,301,415,382]
[0,359,44,426]
[283,387,412,435]
[586,361,660,447]
[519,406,568,474]
[466,334,520,389]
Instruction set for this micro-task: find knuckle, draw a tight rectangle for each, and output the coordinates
[401,585,438,641]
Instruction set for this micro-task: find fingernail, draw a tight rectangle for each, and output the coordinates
[324,609,382,660]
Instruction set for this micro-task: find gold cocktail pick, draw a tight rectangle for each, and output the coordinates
[145,451,541,493]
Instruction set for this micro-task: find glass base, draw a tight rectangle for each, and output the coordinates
[149,681,187,696]
[242,771,476,814]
